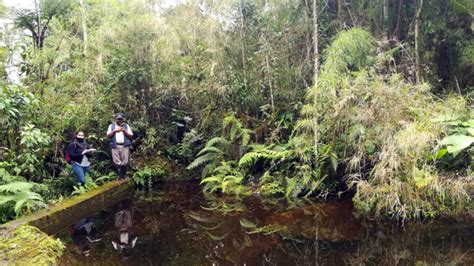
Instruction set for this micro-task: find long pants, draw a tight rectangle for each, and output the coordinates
[72,163,90,185]
[112,146,130,166]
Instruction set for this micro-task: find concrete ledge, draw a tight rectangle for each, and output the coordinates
[0,179,133,235]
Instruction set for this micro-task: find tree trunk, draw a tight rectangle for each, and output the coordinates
[392,0,403,41]
[79,0,88,56]
[265,53,275,117]
[337,0,345,22]
[313,0,319,85]
[239,0,247,86]
[415,0,423,84]
[34,0,41,49]
[383,0,389,38]
[313,0,319,156]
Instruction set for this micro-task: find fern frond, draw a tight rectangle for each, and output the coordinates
[238,152,264,167]
[222,175,243,183]
[205,137,230,148]
[202,163,217,178]
[294,119,315,134]
[285,177,298,198]
[0,182,35,193]
[240,128,252,146]
[223,115,238,129]
[197,146,223,156]
[13,191,47,215]
[200,176,223,184]
[0,190,46,215]
[187,153,219,170]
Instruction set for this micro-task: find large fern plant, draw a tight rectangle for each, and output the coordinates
[187,114,252,178]
[200,161,246,195]
[238,139,337,198]
[0,181,47,218]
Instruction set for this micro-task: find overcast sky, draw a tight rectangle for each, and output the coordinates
[4,0,34,10]
[3,0,182,10]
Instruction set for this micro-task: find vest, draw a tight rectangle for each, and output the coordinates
[109,123,132,148]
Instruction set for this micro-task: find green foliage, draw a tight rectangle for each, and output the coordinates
[0,225,64,265]
[94,172,118,186]
[223,115,252,146]
[0,181,47,219]
[0,86,38,129]
[322,28,376,74]
[132,166,166,189]
[0,0,471,223]
[16,124,51,179]
[440,120,474,156]
[0,161,20,183]
[167,130,204,164]
[295,29,472,220]
[238,144,292,168]
[200,161,247,196]
[188,114,252,178]
[442,134,474,155]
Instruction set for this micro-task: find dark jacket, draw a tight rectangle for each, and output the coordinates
[67,140,89,164]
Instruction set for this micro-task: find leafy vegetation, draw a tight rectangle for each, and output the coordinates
[0,0,471,226]
[132,166,166,189]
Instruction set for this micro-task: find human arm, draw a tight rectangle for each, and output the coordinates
[106,124,123,138]
[82,148,96,155]
[123,124,133,138]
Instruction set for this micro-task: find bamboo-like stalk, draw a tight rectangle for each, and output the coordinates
[415,0,423,84]
[79,0,88,56]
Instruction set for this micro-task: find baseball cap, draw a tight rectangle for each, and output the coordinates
[115,113,124,119]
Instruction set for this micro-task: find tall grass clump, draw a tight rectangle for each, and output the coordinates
[297,28,472,220]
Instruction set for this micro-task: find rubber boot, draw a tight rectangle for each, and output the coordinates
[116,165,123,179]
[121,165,128,179]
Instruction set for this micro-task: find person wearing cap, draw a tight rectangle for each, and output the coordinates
[68,131,95,185]
[107,113,133,179]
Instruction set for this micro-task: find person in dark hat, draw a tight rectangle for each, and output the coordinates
[106,113,133,179]
[67,131,95,185]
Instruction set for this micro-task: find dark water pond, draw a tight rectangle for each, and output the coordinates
[58,181,474,265]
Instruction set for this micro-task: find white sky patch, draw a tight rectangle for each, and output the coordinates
[4,0,35,10]
[1,0,35,84]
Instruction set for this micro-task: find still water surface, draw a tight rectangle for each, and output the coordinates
[58,181,474,265]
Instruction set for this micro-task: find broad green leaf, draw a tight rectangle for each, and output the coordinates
[441,134,474,156]
[467,128,474,136]
[414,175,434,189]
[435,148,448,159]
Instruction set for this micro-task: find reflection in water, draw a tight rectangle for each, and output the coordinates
[112,199,138,260]
[69,217,101,257]
[58,181,474,265]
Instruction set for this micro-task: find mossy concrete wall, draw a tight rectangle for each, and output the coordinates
[0,180,133,236]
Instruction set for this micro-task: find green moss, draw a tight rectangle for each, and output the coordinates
[0,225,64,265]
